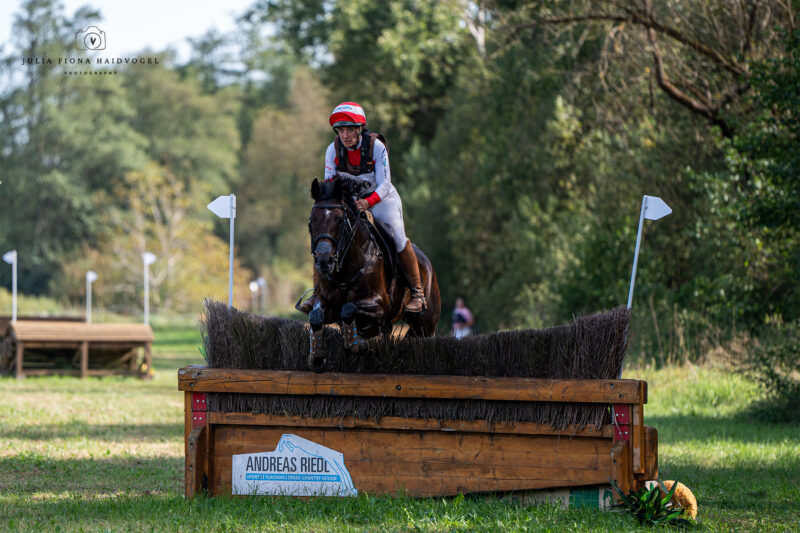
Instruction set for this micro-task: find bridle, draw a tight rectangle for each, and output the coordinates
[309,201,364,279]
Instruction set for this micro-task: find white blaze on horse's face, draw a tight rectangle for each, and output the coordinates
[312,206,344,275]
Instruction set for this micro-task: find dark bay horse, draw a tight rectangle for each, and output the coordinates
[302,176,440,372]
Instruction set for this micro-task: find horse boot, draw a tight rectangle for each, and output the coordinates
[398,241,426,314]
[341,302,369,355]
[307,306,327,373]
[296,270,320,314]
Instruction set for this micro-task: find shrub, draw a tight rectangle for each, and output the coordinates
[745,319,800,423]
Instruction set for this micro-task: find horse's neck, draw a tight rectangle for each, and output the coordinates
[347,222,377,268]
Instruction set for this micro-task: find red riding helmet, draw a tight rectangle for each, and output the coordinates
[329,102,367,130]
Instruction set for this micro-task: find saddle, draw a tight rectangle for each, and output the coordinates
[361,210,414,291]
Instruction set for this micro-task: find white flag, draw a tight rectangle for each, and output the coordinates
[208,195,236,219]
[2,250,17,264]
[643,196,672,221]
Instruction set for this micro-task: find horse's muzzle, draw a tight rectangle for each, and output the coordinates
[314,240,336,274]
[315,253,336,274]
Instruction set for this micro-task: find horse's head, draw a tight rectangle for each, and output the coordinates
[308,177,361,276]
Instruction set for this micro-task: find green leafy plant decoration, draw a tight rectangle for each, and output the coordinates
[610,479,697,527]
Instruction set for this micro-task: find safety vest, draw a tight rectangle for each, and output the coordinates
[334,130,388,176]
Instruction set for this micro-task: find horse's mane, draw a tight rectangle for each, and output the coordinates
[315,176,371,204]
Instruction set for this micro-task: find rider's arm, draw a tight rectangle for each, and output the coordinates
[324,143,337,180]
[371,140,392,204]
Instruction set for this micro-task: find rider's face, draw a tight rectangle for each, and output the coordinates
[337,126,361,149]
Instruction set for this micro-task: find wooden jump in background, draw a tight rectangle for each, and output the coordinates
[1,318,154,379]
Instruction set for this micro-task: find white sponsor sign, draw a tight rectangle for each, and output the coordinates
[232,434,357,497]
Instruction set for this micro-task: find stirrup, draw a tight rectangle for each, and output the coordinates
[295,287,315,313]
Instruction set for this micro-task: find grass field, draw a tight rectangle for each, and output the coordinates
[1,324,799,532]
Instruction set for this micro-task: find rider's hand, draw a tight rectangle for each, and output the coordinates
[355,199,369,211]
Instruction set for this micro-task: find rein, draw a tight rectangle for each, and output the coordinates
[310,201,367,288]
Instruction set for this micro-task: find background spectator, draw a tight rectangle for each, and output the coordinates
[451,297,474,339]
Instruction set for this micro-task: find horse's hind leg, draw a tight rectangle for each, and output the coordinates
[341,303,370,355]
[307,305,327,373]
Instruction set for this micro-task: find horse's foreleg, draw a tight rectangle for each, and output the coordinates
[341,303,370,354]
[307,304,327,373]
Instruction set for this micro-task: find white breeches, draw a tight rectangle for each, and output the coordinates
[370,192,408,252]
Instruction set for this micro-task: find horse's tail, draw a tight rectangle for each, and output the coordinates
[410,243,441,335]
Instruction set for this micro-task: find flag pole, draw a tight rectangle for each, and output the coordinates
[627,196,648,310]
[228,194,235,308]
[11,254,17,324]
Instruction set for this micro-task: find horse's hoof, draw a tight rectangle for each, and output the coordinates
[308,354,327,373]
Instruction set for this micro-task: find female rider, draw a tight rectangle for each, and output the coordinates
[298,101,425,314]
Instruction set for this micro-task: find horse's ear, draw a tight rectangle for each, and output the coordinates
[332,178,343,199]
[311,179,321,200]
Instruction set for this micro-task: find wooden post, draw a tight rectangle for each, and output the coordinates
[611,440,632,501]
[80,341,89,379]
[633,402,645,474]
[143,342,152,379]
[185,391,208,497]
[642,425,658,481]
[15,341,24,379]
[186,426,207,497]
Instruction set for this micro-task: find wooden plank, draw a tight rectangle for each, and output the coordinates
[9,321,154,342]
[207,426,613,496]
[207,412,613,438]
[212,427,612,470]
[19,342,80,349]
[186,426,206,497]
[610,440,632,501]
[178,367,646,404]
[212,466,612,497]
[21,341,146,350]
[22,369,82,376]
[21,368,138,377]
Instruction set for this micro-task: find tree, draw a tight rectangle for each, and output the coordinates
[236,68,330,310]
[55,164,254,313]
[0,0,145,293]
[248,0,478,166]
[498,0,796,138]
[122,61,241,193]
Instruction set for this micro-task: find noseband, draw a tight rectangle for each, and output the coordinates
[309,201,362,276]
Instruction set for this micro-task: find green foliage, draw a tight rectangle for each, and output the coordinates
[255,0,477,163]
[610,480,695,527]
[744,319,800,423]
[4,0,800,362]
